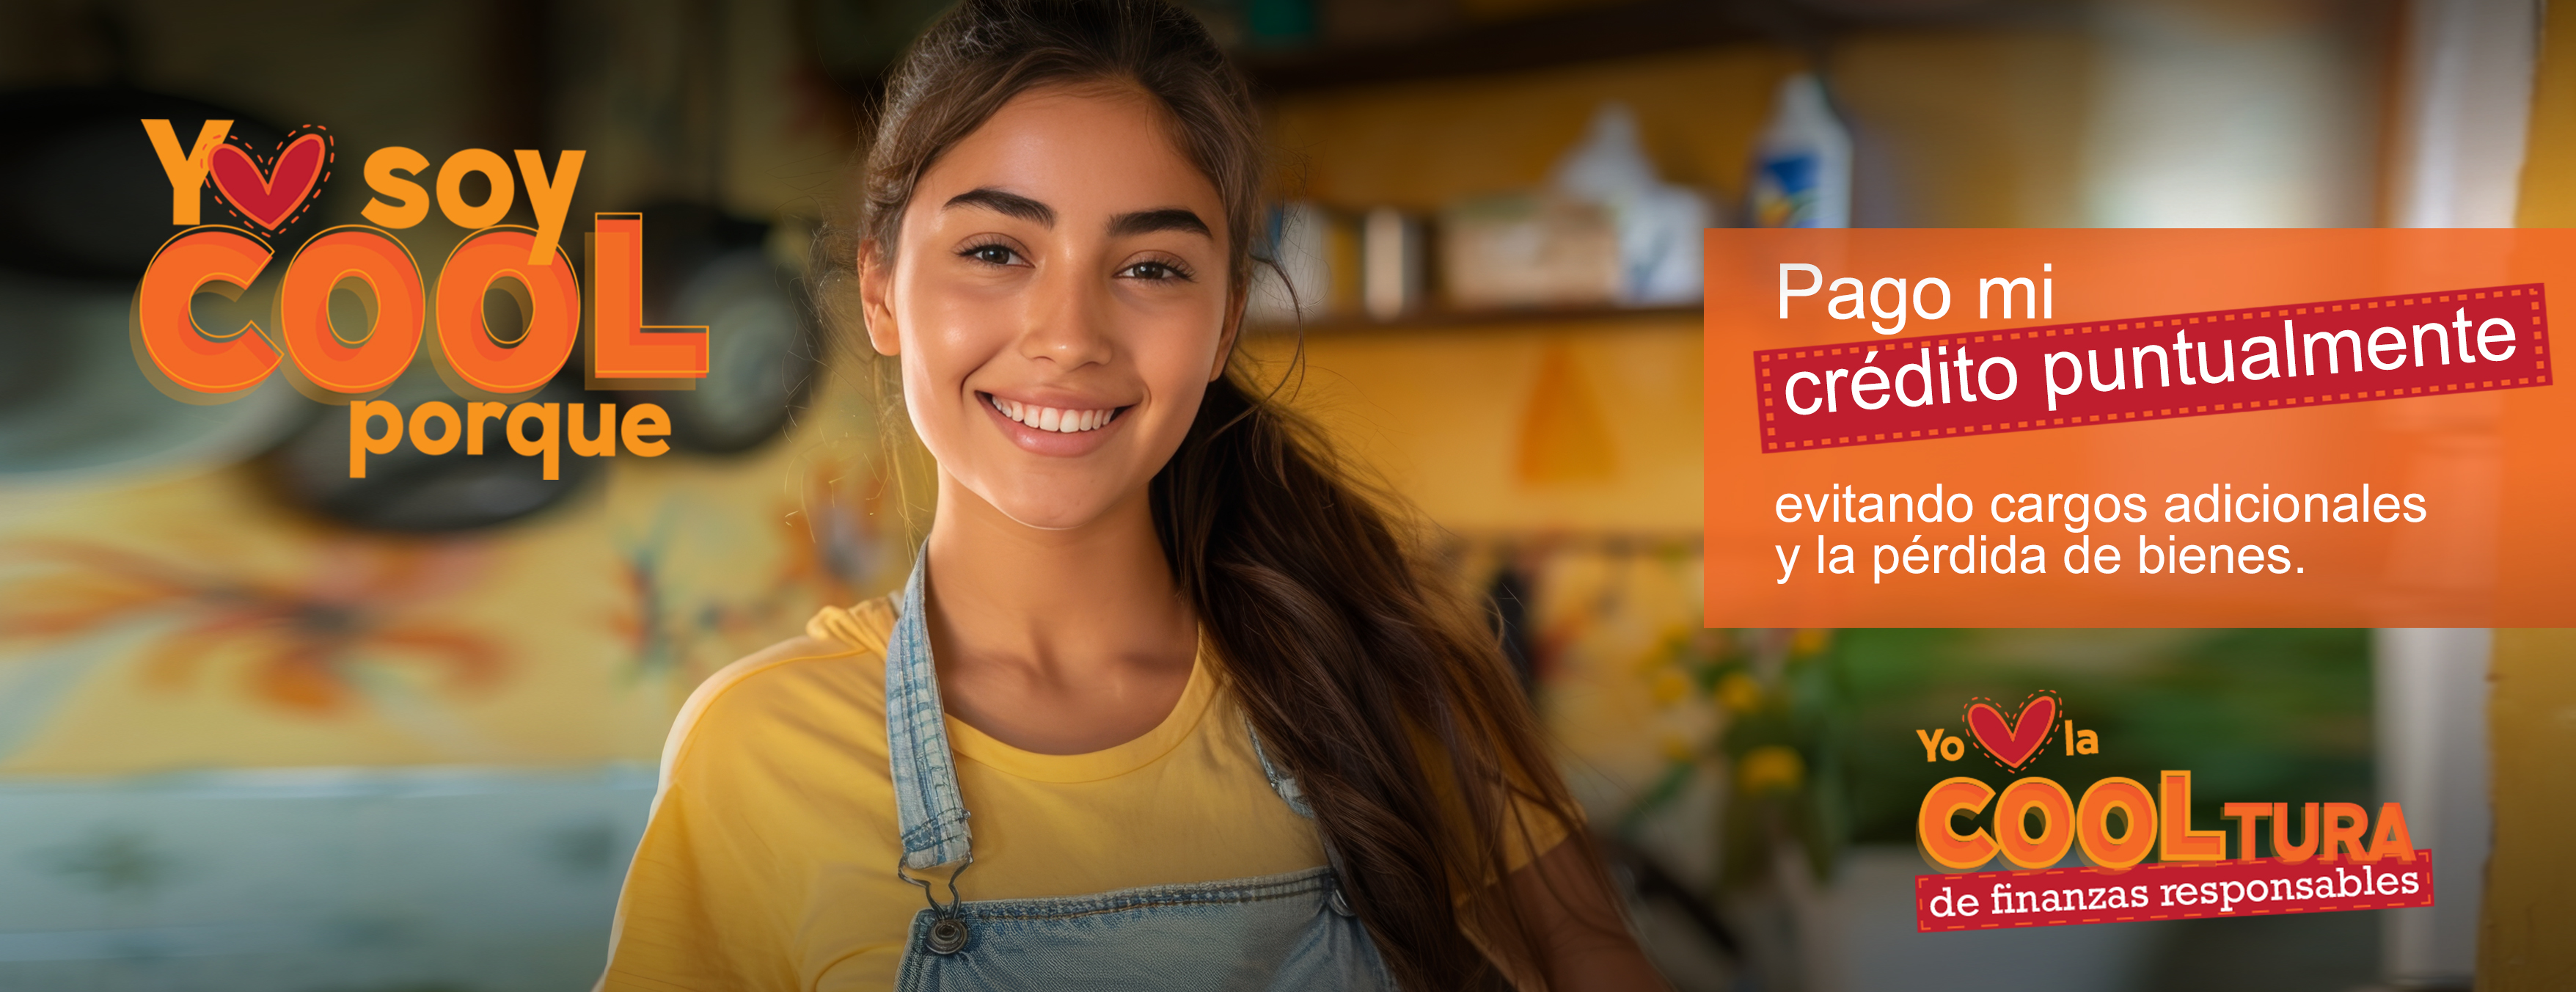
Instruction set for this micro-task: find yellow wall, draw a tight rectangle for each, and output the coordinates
[1248,317,1701,533]
[1831,29,2093,227]
[1265,44,1795,210]
[2482,629,2576,990]
[2517,2,2576,227]
[2482,11,2576,987]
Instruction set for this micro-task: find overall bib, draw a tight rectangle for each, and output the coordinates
[882,557,1397,992]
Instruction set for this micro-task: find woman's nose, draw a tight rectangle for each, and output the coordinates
[1017,262,1116,368]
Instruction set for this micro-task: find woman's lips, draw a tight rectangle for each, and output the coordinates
[987,394,1120,433]
[978,392,1130,456]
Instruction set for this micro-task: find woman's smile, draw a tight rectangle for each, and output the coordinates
[978,389,1133,455]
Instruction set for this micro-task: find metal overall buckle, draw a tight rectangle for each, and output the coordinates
[898,854,975,955]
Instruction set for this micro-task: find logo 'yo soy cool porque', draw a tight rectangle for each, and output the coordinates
[133,120,710,478]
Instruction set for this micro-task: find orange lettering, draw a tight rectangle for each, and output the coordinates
[507,401,560,480]
[1917,776,1997,870]
[277,226,425,395]
[2272,801,2320,863]
[2221,802,2272,861]
[2367,802,2418,862]
[588,214,708,379]
[135,227,279,395]
[2158,770,2227,861]
[348,400,402,478]
[2076,777,2156,869]
[1996,777,2075,869]
[435,227,580,395]
[2319,801,2370,862]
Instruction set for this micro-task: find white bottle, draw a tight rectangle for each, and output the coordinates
[1747,73,1852,229]
[1551,101,1713,306]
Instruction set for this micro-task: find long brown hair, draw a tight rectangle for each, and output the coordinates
[827,1,1595,986]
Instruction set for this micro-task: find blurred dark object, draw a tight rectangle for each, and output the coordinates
[1245,0,1785,92]
[1487,564,1538,695]
[1796,0,2044,18]
[1237,0,2074,94]
[0,87,316,282]
[618,203,822,455]
[261,371,604,533]
[0,269,307,481]
[811,0,958,82]
[1320,0,1455,47]
[1600,834,1741,961]
[1245,0,1320,49]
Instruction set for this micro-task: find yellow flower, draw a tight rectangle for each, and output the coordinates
[1715,671,1763,712]
[1648,668,1689,704]
[1737,745,1807,795]
[1790,628,1832,657]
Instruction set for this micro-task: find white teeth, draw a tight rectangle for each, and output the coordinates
[991,395,1117,434]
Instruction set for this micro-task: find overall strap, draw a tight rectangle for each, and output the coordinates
[1245,719,1316,820]
[887,547,973,871]
[1248,720,1360,916]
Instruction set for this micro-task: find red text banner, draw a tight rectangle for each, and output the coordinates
[1757,286,2551,453]
[1914,851,2434,933]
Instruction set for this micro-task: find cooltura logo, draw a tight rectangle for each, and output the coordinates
[128,120,710,479]
[1911,692,2434,932]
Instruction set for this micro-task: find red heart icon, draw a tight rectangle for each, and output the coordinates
[208,128,332,231]
[1964,694,2057,770]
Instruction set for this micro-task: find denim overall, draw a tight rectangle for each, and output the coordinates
[882,555,1395,991]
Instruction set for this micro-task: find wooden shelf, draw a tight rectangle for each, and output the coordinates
[1247,303,1699,335]
[1240,0,1830,95]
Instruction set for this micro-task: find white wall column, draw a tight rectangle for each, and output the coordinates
[2375,628,2492,988]
[2387,0,2540,227]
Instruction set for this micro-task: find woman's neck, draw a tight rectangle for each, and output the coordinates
[918,470,1199,754]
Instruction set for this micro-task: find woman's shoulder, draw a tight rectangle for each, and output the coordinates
[657,594,901,784]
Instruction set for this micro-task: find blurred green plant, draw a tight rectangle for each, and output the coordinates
[1617,627,1851,890]
[1834,628,2374,848]
[1611,627,2373,891]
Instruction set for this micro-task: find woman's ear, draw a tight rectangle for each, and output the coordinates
[1210,282,1248,382]
[858,239,901,357]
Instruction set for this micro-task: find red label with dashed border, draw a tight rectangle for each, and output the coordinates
[1757,285,2550,453]
[1914,851,2434,932]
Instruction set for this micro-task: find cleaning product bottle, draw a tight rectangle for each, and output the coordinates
[1747,72,1852,229]
[1551,101,1713,306]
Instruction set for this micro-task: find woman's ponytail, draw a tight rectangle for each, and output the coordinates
[1154,370,1584,990]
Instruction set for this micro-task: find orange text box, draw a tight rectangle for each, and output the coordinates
[1703,229,2576,627]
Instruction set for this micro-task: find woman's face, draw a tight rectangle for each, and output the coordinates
[861,84,1237,531]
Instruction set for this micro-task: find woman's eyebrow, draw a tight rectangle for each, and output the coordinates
[1108,208,1211,238]
[944,188,1055,226]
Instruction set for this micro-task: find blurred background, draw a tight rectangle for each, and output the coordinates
[0,0,2569,990]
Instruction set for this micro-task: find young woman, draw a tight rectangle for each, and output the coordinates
[599,1,1666,988]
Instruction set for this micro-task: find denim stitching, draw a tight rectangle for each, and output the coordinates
[948,867,1339,922]
[888,547,972,870]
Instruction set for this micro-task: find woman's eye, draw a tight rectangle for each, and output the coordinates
[963,244,1019,266]
[1120,260,1188,281]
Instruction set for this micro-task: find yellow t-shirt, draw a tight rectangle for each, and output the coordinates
[598,597,1330,991]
